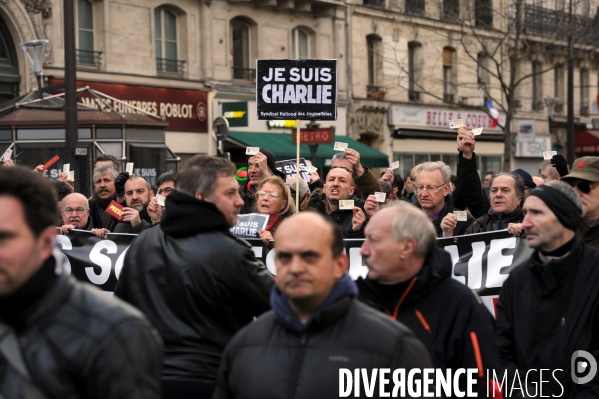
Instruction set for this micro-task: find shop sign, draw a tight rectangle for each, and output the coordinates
[388,105,505,131]
[48,79,208,133]
[267,120,297,129]
[292,128,334,144]
[222,102,248,127]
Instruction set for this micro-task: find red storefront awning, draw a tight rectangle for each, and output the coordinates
[575,130,599,154]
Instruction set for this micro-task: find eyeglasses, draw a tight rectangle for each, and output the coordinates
[257,190,280,199]
[63,207,88,214]
[158,187,174,195]
[570,180,597,194]
[415,183,447,192]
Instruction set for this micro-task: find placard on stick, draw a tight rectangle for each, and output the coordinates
[256,59,337,121]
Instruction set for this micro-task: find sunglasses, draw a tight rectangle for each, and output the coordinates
[571,180,596,194]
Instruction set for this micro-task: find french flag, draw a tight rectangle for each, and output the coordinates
[486,99,500,128]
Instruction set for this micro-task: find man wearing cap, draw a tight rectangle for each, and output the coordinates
[496,180,599,397]
[241,148,287,214]
[510,168,537,197]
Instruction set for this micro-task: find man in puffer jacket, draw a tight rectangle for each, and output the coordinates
[213,213,432,399]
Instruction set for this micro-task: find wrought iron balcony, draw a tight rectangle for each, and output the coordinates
[76,49,102,68]
[232,67,256,81]
[156,58,186,75]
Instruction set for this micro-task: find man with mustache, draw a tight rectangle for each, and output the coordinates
[60,193,93,234]
[88,165,128,231]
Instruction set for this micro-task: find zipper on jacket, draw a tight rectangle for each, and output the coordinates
[414,309,431,334]
[469,331,485,378]
[288,332,309,399]
[383,277,418,320]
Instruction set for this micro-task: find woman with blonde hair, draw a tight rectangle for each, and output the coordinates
[254,176,296,244]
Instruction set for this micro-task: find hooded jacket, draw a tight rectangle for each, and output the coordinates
[496,237,599,398]
[356,247,501,397]
[465,207,524,235]
[213,274,432,399]
[114,190,275,386]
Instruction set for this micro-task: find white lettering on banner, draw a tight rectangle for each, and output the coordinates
[55,234,73,275]
[467,241,485,290]
[444,245,463,285]
[114,246,129,279]
[486,237,516,288]
[262,84,332,104]
[87,240,118,285]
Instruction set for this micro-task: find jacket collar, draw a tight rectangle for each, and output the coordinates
[270,274,358,334]
[161,190,231,237]
[529,237,581,294]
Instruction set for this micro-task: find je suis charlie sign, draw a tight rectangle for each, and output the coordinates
[256,59,337,121]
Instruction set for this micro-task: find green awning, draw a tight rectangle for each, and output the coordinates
[228,131,389,168]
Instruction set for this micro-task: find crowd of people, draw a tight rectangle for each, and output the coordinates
[1,125,599,398]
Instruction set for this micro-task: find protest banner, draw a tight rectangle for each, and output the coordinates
[275,158,310,182]
[230,213,270,238]
[57,229,533,315]
[256,59,337,121]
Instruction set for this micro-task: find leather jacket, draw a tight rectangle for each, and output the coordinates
[114,190,274,385]
[0,252,163,399]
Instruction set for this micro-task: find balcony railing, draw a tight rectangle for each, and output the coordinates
[408,90,420,101]
[156,58,186,75]
[509,4,599,44]
[76,49,102,68]
[232,67,256,81]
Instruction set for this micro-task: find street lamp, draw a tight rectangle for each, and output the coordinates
[19,39,49,94]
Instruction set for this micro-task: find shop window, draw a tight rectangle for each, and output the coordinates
[155,7,179,73]
[126,128,164,141]
[392,153,495,177]
[292,28,311,59]
[0,129,11,141]
[95,142,124,159]
[96,128,122,139]
[443,47,455,103]
[77,0,95,65]
[78,128,92,140]
[231,18,254,80]
[17,129,65,141]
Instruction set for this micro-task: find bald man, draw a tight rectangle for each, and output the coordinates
[60,192,93,234]
[213,212,431,398]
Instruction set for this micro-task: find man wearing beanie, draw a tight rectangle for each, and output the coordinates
[242,147,287,214]
[496,180,599,397]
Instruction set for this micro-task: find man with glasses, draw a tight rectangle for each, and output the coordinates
[415,161,471,237]
[561,157,599,249]
[148,172,177,224]
[59,193,93,234]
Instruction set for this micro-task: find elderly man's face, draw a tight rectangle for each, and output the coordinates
[324,168,354,202]
[522,196,567,252]
[61,194,90,228]
[94,171,116,200]
[200,175,245,227]
[490,175,520,215]
[0,196,55,296]
[416,169,449,213]
[124,178,152,212]
[361,207,412,284]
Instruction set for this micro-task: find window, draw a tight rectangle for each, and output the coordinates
[405,0,425,15]
[77,0,94,64]
[443,48,454,102]
[231,18,252,80]
[532,62,542,111]
[475,0,493,28]
[408,42,421,101]
[292,28,310,59]
[393,153,501,179]
[443,0,459,21]
[367,35,382,88]
[580,68,589,115]
[554,65,564,100]
[477,53,491,96]
[155,8,178,72]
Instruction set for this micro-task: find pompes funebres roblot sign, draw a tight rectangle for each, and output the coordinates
[256,59,337,121]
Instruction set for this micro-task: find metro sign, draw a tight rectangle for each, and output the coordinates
[292,128,334,144]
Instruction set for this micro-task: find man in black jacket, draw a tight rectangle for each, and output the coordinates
[213,212,432,399]
[357,201,501,397]
[115,155,274,399]
[314,167,368,238]
[88,164,128,231]
[0,166,162,399]
[496,180,599,397]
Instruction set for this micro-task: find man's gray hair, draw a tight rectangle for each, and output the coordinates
[386,200,437,258]
[286,177,310,201]
[539,160,560,179]
[331,152,348,163]
[417,161,451,184]
[489,172,525,202]
[93,164,118,181]
[544,180,584,216]
[177,155,236,199]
